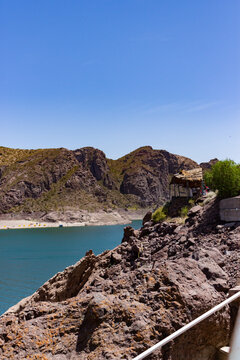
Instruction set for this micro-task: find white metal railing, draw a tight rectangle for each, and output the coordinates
[132,290,240,360]
[229,307,240,360]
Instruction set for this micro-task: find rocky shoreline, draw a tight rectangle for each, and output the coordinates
[0,198,239,359]
[0,209,147,230]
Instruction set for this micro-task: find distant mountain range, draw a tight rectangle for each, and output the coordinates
[0,145,214,215]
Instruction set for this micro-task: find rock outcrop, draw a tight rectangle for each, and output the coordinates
[200,158,219,172]
[0,198,239,359]
[116,146,198,206]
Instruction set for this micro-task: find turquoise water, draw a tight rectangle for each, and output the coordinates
[0,220,142,315]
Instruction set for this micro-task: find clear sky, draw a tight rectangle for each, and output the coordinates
[1,0,239,163]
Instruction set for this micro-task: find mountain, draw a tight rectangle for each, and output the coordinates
[0,146,198,216]
[0,197,239,359]
[200,158,219,172]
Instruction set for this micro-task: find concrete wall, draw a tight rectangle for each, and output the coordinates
[220,196,240,222]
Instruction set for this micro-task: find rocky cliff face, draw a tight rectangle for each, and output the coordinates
[0,199,239,359]
[74,147,115,189]
[116,147,197,206]
[0,146,198,216]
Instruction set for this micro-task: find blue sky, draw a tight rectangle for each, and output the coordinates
[0,0,239,163]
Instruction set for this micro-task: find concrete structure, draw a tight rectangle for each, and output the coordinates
[170,168,203,198]
[220,196,240,222]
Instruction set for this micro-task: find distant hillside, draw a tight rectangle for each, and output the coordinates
[0,146,198,215]
[200,158,219,172]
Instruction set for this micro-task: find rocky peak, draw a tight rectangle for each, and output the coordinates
[200,158,219,172]
[115,147,198,206]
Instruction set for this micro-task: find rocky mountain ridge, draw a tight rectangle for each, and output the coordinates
[0,146,200,217]
[0,198,239,359]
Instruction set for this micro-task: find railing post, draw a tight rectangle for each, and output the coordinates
[229,286,240,360]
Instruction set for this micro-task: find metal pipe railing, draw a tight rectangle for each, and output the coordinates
[229,307,240,360]
[132,291,240,360]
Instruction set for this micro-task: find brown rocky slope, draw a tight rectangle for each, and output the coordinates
[0,198,239,359]
[0,146,197,217]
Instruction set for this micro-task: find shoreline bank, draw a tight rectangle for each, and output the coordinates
[0,209,147,230]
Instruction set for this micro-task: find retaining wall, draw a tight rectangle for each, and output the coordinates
[219,196,240,222]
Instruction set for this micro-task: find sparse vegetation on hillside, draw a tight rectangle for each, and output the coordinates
[152,206,167,223]
[107,146,153,184]
[0,146,35,166]
[152,202,171,223]
[204,159,240,199]
[180,205,189,218]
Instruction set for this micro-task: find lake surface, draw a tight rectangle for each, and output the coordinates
[0,220,142,315]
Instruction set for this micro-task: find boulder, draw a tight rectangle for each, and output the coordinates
[142,211,152,225]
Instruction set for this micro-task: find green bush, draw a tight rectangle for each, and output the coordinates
[180,206,189,218]
[152,206,167,223]
[204,159,240,199]
[188,199,195,206]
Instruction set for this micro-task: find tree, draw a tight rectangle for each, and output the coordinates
[204,159,240,199]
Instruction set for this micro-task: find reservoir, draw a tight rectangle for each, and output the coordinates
[0,220,142,315]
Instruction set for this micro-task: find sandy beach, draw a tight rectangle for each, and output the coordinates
[0,219,84,230]
[0,209,146,230]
